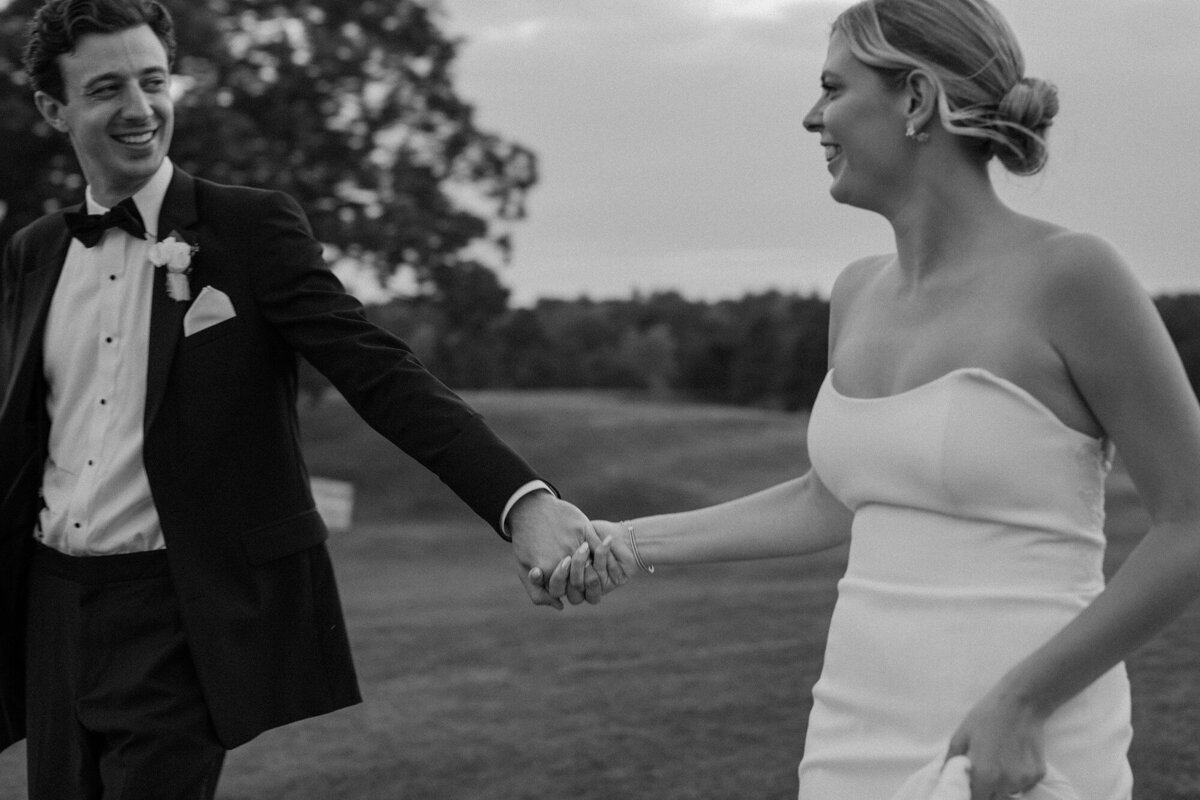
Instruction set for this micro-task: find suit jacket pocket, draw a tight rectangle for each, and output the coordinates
[179,316,242,350]
[241,508,329,565]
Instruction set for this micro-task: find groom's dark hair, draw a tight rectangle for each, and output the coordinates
[23,0,177,102]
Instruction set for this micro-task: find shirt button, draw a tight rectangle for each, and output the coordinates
[105,336,114,344]
[99,398,107,405]
[87,459,94,466]
[73,522,81,529]
[109,275,117,281]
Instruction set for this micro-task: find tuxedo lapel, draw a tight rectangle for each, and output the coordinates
[0,218,71,420]
[144,167,199,430]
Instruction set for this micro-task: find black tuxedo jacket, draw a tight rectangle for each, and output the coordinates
[0,167,541,749]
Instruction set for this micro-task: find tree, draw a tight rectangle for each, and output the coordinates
[0,0,536,296]
[779,294,830,410]
[617,323,677,395]
[423,260,511,386]
[1155,294,1200,398]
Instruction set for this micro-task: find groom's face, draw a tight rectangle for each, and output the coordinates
[35,24,174,204]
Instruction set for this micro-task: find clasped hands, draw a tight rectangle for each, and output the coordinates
[508,491,633,610]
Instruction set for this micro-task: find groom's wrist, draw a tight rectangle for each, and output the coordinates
[500,480,557,540]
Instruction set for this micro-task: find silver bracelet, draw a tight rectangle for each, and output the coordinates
[623,520,655,574]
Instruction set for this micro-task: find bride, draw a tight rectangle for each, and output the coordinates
[547,1,1200,798]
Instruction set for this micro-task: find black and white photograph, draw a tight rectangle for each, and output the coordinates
[1,1,1198,798]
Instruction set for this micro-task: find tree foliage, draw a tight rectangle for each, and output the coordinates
[1155,294,1200,400]
[357,290,833,411]
[0,0,536,289]
[349,290,1200,414]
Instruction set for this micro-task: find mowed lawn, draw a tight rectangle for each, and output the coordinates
[2,390,1200,799]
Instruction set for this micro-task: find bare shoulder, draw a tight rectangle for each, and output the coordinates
[999,227,1149,351]
[1030,228,1142,307]
[828,254,890,347]
[833,254,890,296]
[1023,226,1172,399]
[830,254,890,316]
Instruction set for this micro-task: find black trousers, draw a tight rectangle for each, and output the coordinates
[25,544,226,800]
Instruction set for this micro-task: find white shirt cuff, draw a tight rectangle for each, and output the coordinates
[501,480,556,537]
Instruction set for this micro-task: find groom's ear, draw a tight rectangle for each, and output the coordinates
[35,91,71,134]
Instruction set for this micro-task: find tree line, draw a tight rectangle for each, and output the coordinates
[299,287,1200,412]
[359,288,829,410]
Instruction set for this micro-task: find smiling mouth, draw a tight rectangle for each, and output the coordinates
[113,130,156,146]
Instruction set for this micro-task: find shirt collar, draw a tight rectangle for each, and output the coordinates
[83,157,175,239]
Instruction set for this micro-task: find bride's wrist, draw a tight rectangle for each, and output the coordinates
[994,673,1056,721]
[623,520,656,574]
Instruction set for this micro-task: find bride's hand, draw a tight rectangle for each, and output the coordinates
[588,519,635,590]
[945,681,1049,800]
[526,519,633,603]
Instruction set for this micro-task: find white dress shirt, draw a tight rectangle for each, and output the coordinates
[38,158,174,555]
[39,158,547,555]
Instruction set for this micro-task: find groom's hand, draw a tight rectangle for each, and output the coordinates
[509,491,601,609]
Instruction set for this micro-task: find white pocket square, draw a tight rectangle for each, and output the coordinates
[183,285,236,337]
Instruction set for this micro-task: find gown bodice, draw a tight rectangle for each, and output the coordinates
[796,368,1132,800]
[809,367,1113,596]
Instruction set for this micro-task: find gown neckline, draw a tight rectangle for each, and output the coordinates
[825,367,1106,447]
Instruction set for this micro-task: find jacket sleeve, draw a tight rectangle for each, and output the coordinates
[243,190,541,537]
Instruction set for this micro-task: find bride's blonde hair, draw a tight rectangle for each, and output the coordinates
[834,0,1059,175]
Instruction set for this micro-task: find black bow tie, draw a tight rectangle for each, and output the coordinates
[64,198,147,247]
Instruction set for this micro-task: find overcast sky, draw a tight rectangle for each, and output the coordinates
[437,0,1200,305]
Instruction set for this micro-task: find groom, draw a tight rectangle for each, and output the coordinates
[0,0,598,797]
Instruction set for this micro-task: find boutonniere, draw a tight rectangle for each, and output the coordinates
[148,230,199,302]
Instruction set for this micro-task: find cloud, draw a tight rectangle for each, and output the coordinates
[471,18,550,46]
[702,0,847,22]
[442,0,1200,300]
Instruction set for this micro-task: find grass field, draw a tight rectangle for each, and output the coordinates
[2,390,1200,799]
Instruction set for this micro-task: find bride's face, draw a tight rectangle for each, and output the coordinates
[803,33,910,212]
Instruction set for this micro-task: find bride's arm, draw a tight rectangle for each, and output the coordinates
[595,468,852,576]
[949,233,1200,797]
[993,236,1200,709]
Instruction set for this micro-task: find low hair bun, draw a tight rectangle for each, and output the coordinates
[998,76,1059,133]
[991,76,1059,175]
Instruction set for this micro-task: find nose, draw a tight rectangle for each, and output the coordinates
[120,83,153,120]
[803,99,824,133]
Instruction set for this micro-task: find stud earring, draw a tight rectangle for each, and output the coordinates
[905,122,930,143]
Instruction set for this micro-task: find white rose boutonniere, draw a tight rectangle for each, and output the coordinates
[149,231,199,301]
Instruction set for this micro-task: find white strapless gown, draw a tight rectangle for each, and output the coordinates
[798,368,1133,800]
